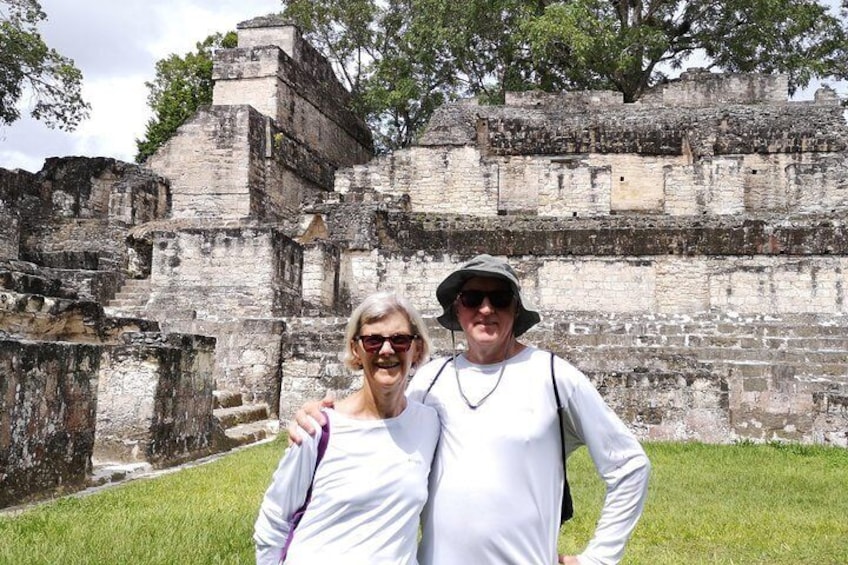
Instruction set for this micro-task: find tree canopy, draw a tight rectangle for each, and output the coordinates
[0,0,89,130]
[135,32,237,163]
[282,0,848,151]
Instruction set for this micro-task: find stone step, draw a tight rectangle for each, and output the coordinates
[103,305,148,318]
[222,419,279,449]
[549,314,848,339]
[567,342,848,365]
[214,403,270,429]
[121,278,152,289]
[113,290,148,300]
[559,332,848,352]
[106,278,152,308]
[213,390,243,409]
[107,298,146,307]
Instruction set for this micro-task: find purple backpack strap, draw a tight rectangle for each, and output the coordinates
[280,416,331,561]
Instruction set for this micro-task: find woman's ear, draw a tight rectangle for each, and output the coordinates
[351,340,363,367]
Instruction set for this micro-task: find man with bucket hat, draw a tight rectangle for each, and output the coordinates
[290,254,650,564]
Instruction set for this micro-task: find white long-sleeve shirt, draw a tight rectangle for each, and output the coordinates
[254,403,440,565]
[407,346,650,565]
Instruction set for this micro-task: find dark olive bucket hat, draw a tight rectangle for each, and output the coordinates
[436,254,541,337]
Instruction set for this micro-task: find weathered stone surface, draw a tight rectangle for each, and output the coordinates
[94,333,216,466]
[214,18,373,166]
[0,340,100,508]
[142,226,303,320]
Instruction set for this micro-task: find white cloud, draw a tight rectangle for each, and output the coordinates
[0,0,281,173]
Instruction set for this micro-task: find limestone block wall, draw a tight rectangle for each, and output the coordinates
[534,311,848,446]
[335,146,501,216]
[146,106,267,220]
[162,318,286,414]
[335,146,848,218]
[213,19,373,169]
[505,72,790,109]
[278,317,358,422]
[643,69,789,107]
[265,122,337,214]
[2,158,170,302]
[276,309,847,447]
[0,208,19,259]
[326,213,843,312]
[237,18,341,92]
[146,227,303,320]
[0,166,32,259]
[212,319,284,410]
[398,87,848,217]
[0,340,100,508]
[301,242,340,315]
[329,250,848,320]
[94,333,216,466]
[237,17,302,52]
[16,157,169,226]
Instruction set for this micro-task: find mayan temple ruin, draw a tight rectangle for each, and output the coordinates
[2,14,847,508]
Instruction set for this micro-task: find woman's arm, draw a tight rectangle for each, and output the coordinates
[254,419,324,564]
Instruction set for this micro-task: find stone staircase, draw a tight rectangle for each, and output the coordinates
[103,278,151,318]
[213,390,279,450]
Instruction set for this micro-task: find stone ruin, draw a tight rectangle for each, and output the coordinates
[2,15,847,508]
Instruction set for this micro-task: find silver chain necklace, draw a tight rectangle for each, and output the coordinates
[454,358,507,410]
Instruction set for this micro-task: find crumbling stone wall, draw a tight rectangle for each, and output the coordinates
[641,68,789,106]
[144,226,303,321]
[277,310,847,447]
[95,333,216,465]
[0,167,32,260]
[0,340,100,508]
[337,79,847,218]
[0,161,218,508]
[3,158,170,303]
[156,318,286,415]
[278,316,356,422]
[213,17,373,168]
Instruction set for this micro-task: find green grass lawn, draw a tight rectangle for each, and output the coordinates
[2,440,847,564]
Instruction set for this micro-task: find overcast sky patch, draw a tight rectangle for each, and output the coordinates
[0,0,281,173]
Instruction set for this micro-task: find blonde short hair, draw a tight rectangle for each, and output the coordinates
[341,291,431,371]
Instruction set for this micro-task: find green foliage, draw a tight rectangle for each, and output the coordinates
[283,0,848,148]
[283,0,462,151]
[134,31,237,163]
[1,440,847,564]
[522,0,848,102]
[0,0,89,130]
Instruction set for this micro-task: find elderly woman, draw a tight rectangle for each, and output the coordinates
[254,292,440,565]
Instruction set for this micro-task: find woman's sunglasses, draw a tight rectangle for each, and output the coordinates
[456,289,515,309]
[356,334,419,353]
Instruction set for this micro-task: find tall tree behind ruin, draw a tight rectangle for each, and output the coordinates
[135,32,237,163]
[282,0,847,151]
[134,0,847,155]
[522,0,848,102]
[0,0,89,130]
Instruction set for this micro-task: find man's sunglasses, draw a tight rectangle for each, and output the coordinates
[356,334,419,353]
[456,289,515,309]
